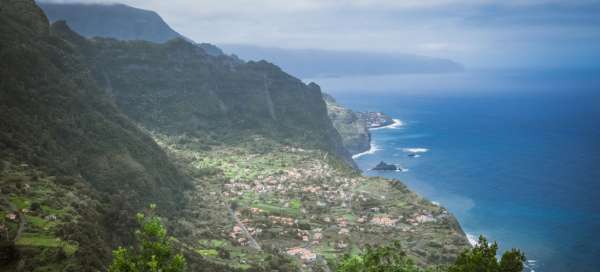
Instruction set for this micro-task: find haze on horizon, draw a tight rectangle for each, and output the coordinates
[39,0,600,69]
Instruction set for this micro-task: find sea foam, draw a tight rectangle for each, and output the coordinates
[352,143,381,159]
[466,233,479,246]
[401,147,429,153]
[370,119,404,130]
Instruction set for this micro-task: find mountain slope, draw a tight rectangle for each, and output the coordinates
[49,15,470,271]
[0,1,189,270]
[52,30,355,167]
[39,2,225,56]
[39,2,180,43]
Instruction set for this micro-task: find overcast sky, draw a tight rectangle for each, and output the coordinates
[40,0,600,68]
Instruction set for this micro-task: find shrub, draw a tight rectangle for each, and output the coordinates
[337,241,423,272]
[448,236,525,272]
[108,204,186,272]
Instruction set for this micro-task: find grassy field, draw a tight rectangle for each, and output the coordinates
[16,233,78,256]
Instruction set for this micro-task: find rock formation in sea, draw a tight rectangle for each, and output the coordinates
[372,161,400,171]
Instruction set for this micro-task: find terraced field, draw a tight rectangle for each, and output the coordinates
[153,133,471,270]
[0,163,87,269]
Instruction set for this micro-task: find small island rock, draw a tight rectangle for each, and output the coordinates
[372,161,399,171]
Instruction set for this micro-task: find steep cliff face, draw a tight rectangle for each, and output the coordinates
[51,29,355,166]
[323,94,371,155]
[0,1,189,269]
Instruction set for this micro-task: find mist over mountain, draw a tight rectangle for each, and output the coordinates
[38,2,225,56]
[220,44,464,78]
[39,2,179,43]
[39,2,463,78]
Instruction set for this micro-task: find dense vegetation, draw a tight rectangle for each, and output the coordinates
[448,236,525,272]
[336,237,525,272]
[50,24,355,167]
[109,205,186,272]
[0,0,188,269]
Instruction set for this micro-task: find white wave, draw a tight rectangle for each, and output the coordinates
[524,259,538,272]
[352,143,381,159]
[401,147,429,153]
[466,233,479,246]
[431,201,440,206]
[370,119,404,130]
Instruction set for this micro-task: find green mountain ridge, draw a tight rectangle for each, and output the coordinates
[0,0,190,270]
[55,28,355,167]
[38,2,464,79]
[1,1,471,271]
[38,2,180,43]
[39,2,225,57]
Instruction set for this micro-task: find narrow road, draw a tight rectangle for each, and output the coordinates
[227,207,261,250]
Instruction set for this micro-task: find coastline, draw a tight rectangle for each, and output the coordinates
[369,118,404,130]
[349,112,538,272]
[352,142,381,159]
[351,119,403,159]
[350,114,473,257]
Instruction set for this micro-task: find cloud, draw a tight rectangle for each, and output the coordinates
[37,0,600,68]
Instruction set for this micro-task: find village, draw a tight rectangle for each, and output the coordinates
[152,132,469,268]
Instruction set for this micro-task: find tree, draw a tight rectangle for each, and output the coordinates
[337,237,525,272]
[337,241,425,272]
[499,249,526,272]
[448,236,525,272]
[109,204,186,272]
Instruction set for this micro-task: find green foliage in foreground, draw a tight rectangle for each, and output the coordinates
[448,236,525,272]
[337,236,525,272]
[337,241,425,272]
[109,205,186,272]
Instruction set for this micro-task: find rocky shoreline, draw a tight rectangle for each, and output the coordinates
[356,111,395,129]
[324,94,397,156]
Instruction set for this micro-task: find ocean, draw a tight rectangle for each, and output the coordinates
[311,69,600,272]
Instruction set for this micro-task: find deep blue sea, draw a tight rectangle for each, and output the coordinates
[311,69,600,272]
